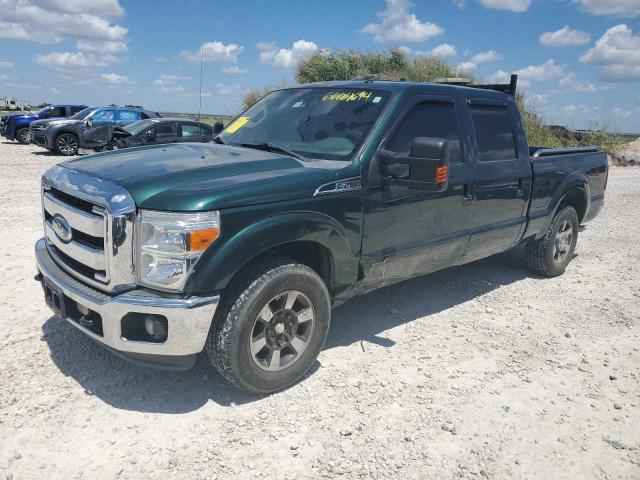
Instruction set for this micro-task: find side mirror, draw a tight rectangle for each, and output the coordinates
[377,137,451,191]
[213,121,224,134]
[145,130,156,141]
[85,118,93,128]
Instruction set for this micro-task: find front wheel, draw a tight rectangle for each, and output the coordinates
[16,128,29,144]
[207,256,331,394]
[526,205,579,277]
[54,133,79,156]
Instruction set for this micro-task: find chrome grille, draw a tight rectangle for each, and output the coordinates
[41,165,137,293]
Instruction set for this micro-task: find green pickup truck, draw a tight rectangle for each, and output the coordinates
[35,77,608,393]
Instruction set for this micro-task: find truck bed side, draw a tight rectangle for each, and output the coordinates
[523,147,608,241]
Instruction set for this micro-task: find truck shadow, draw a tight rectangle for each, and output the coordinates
[42,246,539,413]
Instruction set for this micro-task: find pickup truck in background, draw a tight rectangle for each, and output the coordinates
[35,76,608,394]
[29,106,160,155]
[2,104,87,144]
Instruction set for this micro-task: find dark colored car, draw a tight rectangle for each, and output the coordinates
[108,118,213,149]
[2,105,87,143]
[35,77,608,394]
[29,106,160,155]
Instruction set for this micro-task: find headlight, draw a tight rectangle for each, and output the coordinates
[137,210,220,291]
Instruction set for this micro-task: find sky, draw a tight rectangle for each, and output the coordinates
[1,0,639,132]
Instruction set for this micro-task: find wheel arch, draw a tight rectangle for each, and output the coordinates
[186,211,359,304]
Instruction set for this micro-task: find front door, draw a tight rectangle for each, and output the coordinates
[360,95,472,291]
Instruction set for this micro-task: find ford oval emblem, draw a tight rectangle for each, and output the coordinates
[52,214,73,243]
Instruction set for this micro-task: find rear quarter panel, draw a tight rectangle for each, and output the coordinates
[524,151,607,239]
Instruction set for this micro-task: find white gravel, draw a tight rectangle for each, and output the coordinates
[0,140,639,479]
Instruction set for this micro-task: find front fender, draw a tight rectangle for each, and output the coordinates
[186,211,358,300]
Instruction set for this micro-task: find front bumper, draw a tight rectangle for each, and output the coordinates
[30,131,52,147]
[35,238,219,370]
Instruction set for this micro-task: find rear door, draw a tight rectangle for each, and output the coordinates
[464,98,531,260]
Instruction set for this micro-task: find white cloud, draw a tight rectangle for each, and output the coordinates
[416,43,457,58]
[257,39,318,69]
[479,0,531,12]
[572,0,640,17]
[580,24,640,81]
[181,41,244,64]
[152,74,190,94]
[470,49,502,63]
[76,39,127,54]
[0,59,13,68]
[558,73,597,92]
[456,50,502,71]
[488,59,565,87]
[99,72,134,86]
[361,0,443,43]
[222,66,249,74]
[35,51,112,69]
[540,26,591,47]
[0,0,127,44]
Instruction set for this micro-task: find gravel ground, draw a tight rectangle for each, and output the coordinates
[0,140,639,480]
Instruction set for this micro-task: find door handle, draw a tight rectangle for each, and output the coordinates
[463,183,473,206]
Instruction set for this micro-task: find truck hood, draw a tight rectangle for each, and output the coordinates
[61,143,347,211]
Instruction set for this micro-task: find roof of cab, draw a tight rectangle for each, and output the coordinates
[286,79,511,99]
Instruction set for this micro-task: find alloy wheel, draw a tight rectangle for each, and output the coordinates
[249,290,315,372]
[553,219,573,263]
[57,135,78,155]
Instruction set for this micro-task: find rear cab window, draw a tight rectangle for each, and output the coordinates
[469,101,517,162]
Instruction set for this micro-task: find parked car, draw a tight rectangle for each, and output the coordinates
[29,106,159,155]
[2,105,87,144]
[106,118,213,149]
[35,77,608,394]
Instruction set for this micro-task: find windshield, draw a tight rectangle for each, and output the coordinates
[70,107,95,120]
[123,119,155,135]
[218,87,391,160]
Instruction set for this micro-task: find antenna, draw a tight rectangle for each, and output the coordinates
[198,44,204,120]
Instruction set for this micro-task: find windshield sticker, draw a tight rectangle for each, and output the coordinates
[292,101,304,108]
[322,91,374,102]
[224,116,250,134]
[372,96,382,103]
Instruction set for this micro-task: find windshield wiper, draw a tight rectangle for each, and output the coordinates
[237,142,305,160]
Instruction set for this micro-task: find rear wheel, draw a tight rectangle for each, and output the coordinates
[16,128,29,144]
[54,133,79,156]
[207,256,331,394]
[526,205,579,277]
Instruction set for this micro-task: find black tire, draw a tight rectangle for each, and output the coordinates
[207,256,331,394]
[54,133,79,156]
[526,205,579,277]
[16,128,29,144]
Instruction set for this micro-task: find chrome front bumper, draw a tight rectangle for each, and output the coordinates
[35,238,219,369]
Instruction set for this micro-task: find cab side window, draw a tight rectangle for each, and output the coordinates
[470,105,517,162]
[92,109,117,123]
[152,123,177,137]
[118,110,141,123]
[44,107,66,118]
[181,123,204,137]
[386,101,462,163]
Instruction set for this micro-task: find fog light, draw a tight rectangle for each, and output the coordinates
[144,315,168,341]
